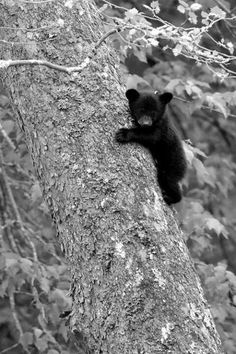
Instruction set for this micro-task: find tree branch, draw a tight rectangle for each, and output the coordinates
[94,27,121,49]
[0,23,121,73]
[0,57,91,74]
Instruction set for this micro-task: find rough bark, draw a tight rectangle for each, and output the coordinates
[0,0,223,353]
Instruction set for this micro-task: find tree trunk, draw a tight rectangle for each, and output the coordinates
[0,0,223,353]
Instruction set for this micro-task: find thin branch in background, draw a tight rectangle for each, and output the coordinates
[26,226,62,263]
[0,174,8,248]
[9,292,23,337]
[197,111,233,148]
[0,149,23,225]
[0,122,16,150]
[174,96,236,119]
[212,116,232,147]
[0,150,19,253]
[9,292,30,354]
[0,344,20,354]
[213,0,231,15]
[0,147,38,260]
[2,162,34,180]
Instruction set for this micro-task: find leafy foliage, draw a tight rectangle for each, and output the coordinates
[0,93,73,353]
[101,0,236,79]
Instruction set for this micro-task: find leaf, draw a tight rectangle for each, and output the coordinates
[39,275,50,293]
[190,3,202,11]
[202,18,210,25]
[212,306,227,322]
[20,332,34,348]
[206,94,228,118]
[31,181,43,204]
[35,336,48,352]
[226,42,234,55]
[125,8,139,20]
[148,38,159,47]
[189,11,198,24]
[205,217,227,236]
[132,47,147,63]
[165,79,181,92]
[0,279,8,297]
[183,142,194,165]
[192,158,215,187]
[185,84,192,96]
[177,5,186,14]
[173,44,182,56]
[129,29,136,36]
[179,0,188,7]
[210,6,226,19]
[20,258,33,274]
[1,120,15,135]
[190,85,202,97]
[5,257,18,268]
[226,271,236,289]
[201,11,209,18]
[150,1,160,13]
[34,328,43,338]
[0,94,9,107]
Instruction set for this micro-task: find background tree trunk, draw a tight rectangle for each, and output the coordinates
[0,0,223,353]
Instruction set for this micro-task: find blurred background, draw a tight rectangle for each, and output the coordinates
[1,0,236,353]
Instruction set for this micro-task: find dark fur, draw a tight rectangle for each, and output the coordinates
[116,89,187,205]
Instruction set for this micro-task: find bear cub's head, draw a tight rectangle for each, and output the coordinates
[126,89,173,127]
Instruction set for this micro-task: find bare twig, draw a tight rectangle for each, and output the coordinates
[0,58,91,75]
[94,27,121,49]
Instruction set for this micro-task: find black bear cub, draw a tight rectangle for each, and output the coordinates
[116,89,187,205]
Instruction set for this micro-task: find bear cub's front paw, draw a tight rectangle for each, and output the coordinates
[116,128,130,143]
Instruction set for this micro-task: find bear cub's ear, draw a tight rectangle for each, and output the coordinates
[159,92,173,104]
[126,89,140,101]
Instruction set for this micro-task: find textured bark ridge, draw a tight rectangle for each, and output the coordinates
[0,0,223,353]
